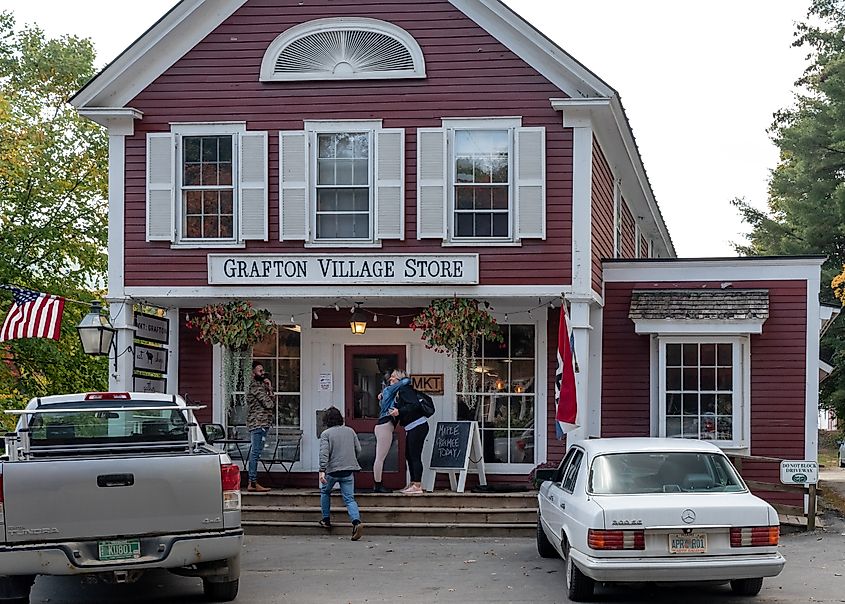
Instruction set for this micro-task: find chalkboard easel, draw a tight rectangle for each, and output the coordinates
[424,421,486,493]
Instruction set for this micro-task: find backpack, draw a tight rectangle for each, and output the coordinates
[415,390,435,417]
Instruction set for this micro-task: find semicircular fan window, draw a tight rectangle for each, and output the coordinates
[276,29,415,77]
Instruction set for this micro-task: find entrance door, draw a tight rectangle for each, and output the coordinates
[344,346,406,489]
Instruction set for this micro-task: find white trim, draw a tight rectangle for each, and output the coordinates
[633,319,766,336]
[603,258,825,283]
[79,107,142,134]
[441,116,523,129]
[612,178,621,257]
[820,304,840,337]
[304,119,383,132]
[166,307,180,396]
[535,313,549,465]
[634,224,641,259]
[171,122,246,136]
[259,17,426,82]
[570,126,593,296]
[805,268,821,462]
[212,345,223,424]
[107,133,126,299]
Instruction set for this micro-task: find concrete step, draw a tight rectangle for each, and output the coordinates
[242,490,538,509]
[243,520,535,538]
[243,505,538,524]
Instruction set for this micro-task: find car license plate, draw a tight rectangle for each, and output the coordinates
[668,533,707,554]
[98,539,141,561]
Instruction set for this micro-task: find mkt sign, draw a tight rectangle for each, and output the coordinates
[208,254,479,285]
[779,460,818,485]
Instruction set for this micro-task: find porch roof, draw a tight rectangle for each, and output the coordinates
[628,289,770,321]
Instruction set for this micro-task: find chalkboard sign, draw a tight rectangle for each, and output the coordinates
[429,421,472,469]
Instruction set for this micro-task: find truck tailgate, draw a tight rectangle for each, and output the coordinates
[3,453,224,543]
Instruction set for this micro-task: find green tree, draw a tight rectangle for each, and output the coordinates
[0,12,108,424]
[734,0,845,420]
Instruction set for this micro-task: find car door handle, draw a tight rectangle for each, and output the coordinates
[549,495,555,502]
[559,502,566,510]
[97,473,134,488]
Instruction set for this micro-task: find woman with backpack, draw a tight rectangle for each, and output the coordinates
[372,370,411,493]
[387,369,431,495]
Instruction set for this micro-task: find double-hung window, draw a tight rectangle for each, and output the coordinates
[279,120,405,244]
[417,117,546,244]
[145,122,268,245]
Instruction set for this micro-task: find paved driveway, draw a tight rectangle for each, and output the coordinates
[30,518,845,603]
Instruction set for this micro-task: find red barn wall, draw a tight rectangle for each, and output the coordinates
[621,199,636,258]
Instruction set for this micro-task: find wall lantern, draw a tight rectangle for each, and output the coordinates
[350,303,368,335]
[76,301,118,370]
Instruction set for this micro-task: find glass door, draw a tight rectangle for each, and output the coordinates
[344,346,406,489]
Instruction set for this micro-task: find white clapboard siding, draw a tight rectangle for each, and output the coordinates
[238,131,268,241]
[416,128,447,239]
[515,127,546,240]
[375,128,405,240]
[279,131,309,241]
[146,133,175,242]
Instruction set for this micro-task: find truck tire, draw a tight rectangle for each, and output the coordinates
[536,514,559,558]
[0,575,34,603]
[730,577,764,596]
[203,578,239,602]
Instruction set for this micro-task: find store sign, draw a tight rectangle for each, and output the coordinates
[133,375,167,394]
[780,460,818,485]
[134,344,168,374]
[412,374,444,395]
[134,312,169,344]
[208,254,479,285]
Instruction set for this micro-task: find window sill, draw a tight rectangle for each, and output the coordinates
[170,242,246,250]
[303,241,383,249]
[441,240,522,248]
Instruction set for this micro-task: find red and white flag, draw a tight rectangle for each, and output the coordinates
[0,285,65,342]
[555,302,578,438]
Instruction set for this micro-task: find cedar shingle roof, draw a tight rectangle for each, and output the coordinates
[628,289,769,321]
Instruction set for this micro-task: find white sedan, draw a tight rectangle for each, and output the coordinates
[537,438,785,601]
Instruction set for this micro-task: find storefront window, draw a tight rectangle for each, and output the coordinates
[457,324,535,464]
[228,326,302,440]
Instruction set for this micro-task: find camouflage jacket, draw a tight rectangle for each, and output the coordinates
[246,379,275,430]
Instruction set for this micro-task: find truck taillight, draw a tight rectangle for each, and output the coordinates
[730,526,779,547]
[0,474,4,518]
[588,529,645,550]
[221,464,241,511]
[84,392,131,400]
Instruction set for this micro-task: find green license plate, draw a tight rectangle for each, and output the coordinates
[98,539,141,561]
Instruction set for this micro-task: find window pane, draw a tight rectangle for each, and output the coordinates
[252,332,277,358]
[682,417,699,438]
[335,189,356,212]
[666,344,681,366]
[186,216,202,238]
[186,191,202,214]
[700,344,716,366]
[666,416,681,438]
[512,428,534,463]
[277,359,300,392]
[456,157,474,183]
[184,137,200,162]
[317,190,337,212]
[474,157,493,183]
[278,326,301,357]
[716,394,732,416]
[335,134,354,158]
[184,163,201,186]
[201,137,219,161]
[682,393,698,416]
[701,413,717,439]
[353,189,369,212]
[203,216,219,238]
[666,368,681,390]
[666,393,681,415]
[492,213,509,237]
[682,368,698,391]
[682,344,698,366]
[352,159,369,185]
[455,213,474,237]
[335,159,353,184]
[492,186,509,209]
[716,417,733,440]
[277,395,300,427]
[717,343,732,365]
[203,192,219,215]
[510,325,533,358]
[700,367,716,390]
[220,191,234,214]
[491,156,509,183]
[220,216,234,238]
[510,360,535,393]
[475,214,492,237]
[700,393,716,414]
[510,398,534,428]
[219,162,233,186]
[456,187,474,209]
[318,159,336,185]
[716,368,732,390]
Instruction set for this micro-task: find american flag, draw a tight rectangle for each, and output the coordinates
[0,285,65,342]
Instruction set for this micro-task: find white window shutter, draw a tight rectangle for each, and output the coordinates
[146,133,175,242]
[416,128,447,239]
[238,131,268,241]
[515,127,546,240]
[279,131,308,241]
[375,128,405,240]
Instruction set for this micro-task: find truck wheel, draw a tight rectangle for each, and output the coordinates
[536,514,559,558]
[565,545,595,602]
[0,575,34,603]
[730,577,764,596]
[203,578,239,602]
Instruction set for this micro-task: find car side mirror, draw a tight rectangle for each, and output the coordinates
[201,423,226,444]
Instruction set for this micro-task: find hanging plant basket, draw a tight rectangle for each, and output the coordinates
[411,298,502,408]
[186,300,276,414]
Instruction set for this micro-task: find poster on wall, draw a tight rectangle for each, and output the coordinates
[133,375,167,394]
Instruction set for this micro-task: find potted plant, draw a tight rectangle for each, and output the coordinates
[528,461,558,489]
[411,297,502,408]
[186,300,276,413]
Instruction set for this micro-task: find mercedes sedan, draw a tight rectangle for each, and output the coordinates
[537,438,785,601]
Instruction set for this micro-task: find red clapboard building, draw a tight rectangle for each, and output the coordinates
[70,0,826,510]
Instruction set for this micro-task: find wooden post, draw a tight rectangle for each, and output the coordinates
[808,484,817,531]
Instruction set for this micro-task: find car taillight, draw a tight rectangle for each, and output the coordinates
[221,464,241,512]
[730,526,779,547]
[588,529,645,550]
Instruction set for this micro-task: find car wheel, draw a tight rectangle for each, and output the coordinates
[840,457,845,468]
[730,577,764,596]
[536,514,560,559]
[203,578,239,602]
[565,544,595,602]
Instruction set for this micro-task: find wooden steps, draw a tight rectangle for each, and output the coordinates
[241,489,538,537]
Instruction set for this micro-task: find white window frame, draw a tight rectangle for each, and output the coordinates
[634,224,641,258]
[304,120,381,247]
[443,117,521,245]
[655,335,750,451]
[172,122,246,248]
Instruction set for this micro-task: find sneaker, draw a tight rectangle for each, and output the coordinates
[351,522,364,541]
[373,483,393,494]
[319,518,332,530]
[402,485,424,495]
[247,482,271,492]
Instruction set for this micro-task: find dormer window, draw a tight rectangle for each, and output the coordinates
[260,18,426,82]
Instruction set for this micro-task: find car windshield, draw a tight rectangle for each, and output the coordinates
[28,401,189,446]
[589,451,746,494]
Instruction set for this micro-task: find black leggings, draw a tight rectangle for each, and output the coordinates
[405,422,429,482]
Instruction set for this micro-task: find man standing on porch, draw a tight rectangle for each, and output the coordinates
[246,361,274,492]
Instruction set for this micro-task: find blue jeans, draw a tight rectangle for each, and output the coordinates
[248,427,268,482]
[320,473,360,523]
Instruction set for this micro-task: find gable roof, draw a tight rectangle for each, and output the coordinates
[70,0,674,255]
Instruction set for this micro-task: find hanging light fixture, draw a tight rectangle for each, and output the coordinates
[350,303,368,335]
[76,301,118,369]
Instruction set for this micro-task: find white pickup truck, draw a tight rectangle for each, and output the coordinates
[0,392,243,603]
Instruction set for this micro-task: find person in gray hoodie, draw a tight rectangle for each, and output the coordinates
[318,406,363,540]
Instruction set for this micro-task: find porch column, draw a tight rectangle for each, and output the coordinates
[106,297,135,391]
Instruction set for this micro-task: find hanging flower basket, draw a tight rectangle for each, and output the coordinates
[411,298,502,408]
[186,300,276,415]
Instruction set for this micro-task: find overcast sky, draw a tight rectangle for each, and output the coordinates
[0,0,813,257]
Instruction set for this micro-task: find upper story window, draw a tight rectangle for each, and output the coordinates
[279,120,404,246]
[418,118,546,245]
[146,122,268,246]
[260,18,426,82]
